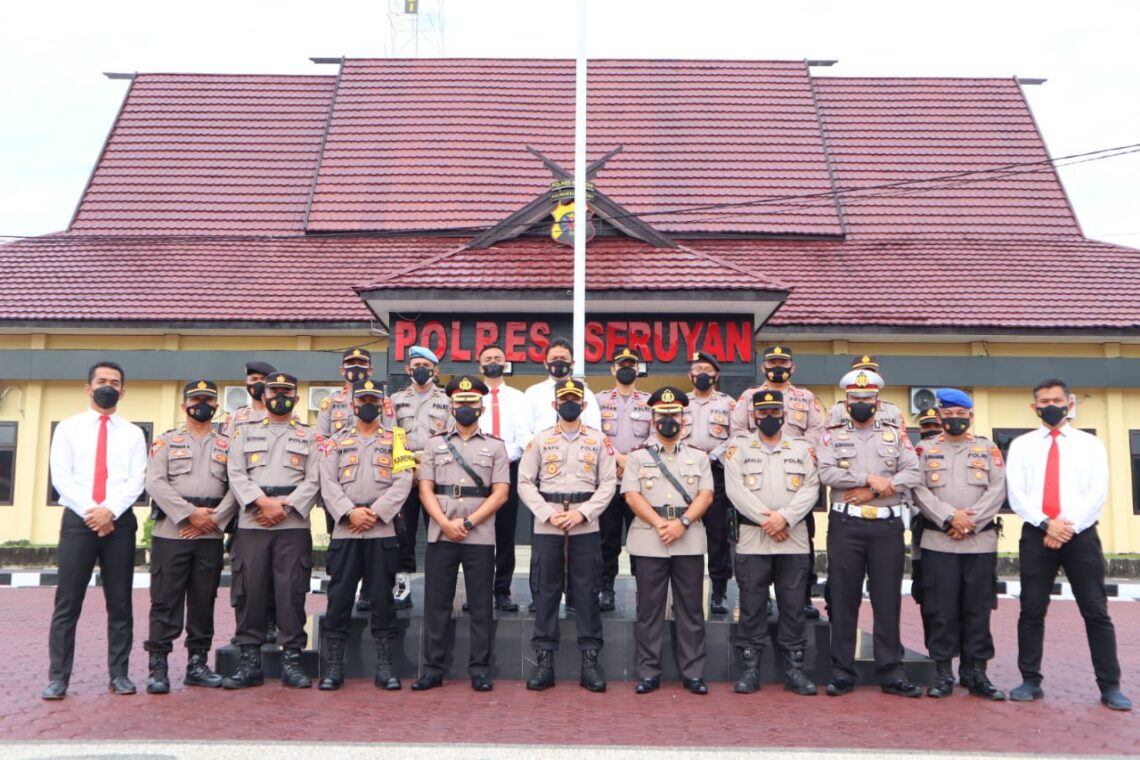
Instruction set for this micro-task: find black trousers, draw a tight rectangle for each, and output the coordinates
[493,461,521,597]
[705,463,732,591]
[919,549,997,662]
[231,528,312,650]
[145,536,224,654]
[48,509,138,683]
[600,489,635,588]
[324,536,399,643]
[826,513,905,684]
[1017,523,1121,689]
[423,541,495,676]
[633,554,706,679]
[396,488,425,573]
[735,552,810,652]
[531,532,603,651]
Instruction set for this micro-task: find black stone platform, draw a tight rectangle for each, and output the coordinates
[215,576,934,685]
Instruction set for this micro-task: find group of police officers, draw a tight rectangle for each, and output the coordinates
[135,340,1081,701]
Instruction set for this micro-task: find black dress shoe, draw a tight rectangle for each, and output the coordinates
[802,604,821,620]
[355,598,372,612]
[826,677,855,697]
[41,681,67,700]
[109,676,137,695]
[1009,682,1045,702]
[471,674,494,692]
[683,677,709,695]
[598,589,616,612]
[635,676,660,694]
[881,678,922,698]
[1101,687,1133,711]
[709,594,728,615]
[495,594,519,612]
[527,600,537,613]
[411,673,444,691]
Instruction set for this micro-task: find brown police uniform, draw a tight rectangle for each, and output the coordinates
[731,384,824,446]
[599,386,652,592]
[622,440,712,680]
[680,389,736,599]
[391,383,454,573]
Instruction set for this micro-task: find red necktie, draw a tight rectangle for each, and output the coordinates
[1042,429,1061,519]
[93,414,110,505]
[491,388,501,438]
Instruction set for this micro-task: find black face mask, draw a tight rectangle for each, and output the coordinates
[920,427,942,440]
[692,373,714,391]
[344,366,369,384]
[454,406,480,427]
[187,401,215,423]
[266,394,294,416]
[92,386,120,410]
[548,360,572,379]
[942,418,971,436]
[355,402,380,423]
[1037,404,1068,427]
[764,367,790,384]
[655,416,681,438]
[615,366,638,385]
[848,401,876,423]
[247,382,266,402]
[758,415,784,437]
[411,366,434,386]
[557,401,583,422]
[481,362,505,379]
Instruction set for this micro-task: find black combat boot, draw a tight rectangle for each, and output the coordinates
[527,649,555,691]
[734,647,761,694]
[598,587,616,612]
[967,660,1006,701]
[319,639,346,691]
[783,649,817,695]
[579,648,606,692]
[222,645,264,689]
[264,613,278,644]
[184,649,223,688]
[958,656,976,688]
[374,639,401,690]
[927,659,955,698]
[146,652,170,695]
[281,648,312,688]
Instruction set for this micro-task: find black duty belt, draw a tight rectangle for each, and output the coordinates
[434,484,491,499]
[262,486,296,497]
[923,516,998,533]
[540,491,593,505]
[734,509,761,528]
[653,505,687,520]
[152,495,223,520]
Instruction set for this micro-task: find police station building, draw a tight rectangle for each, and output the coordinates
[1,58,1139,553]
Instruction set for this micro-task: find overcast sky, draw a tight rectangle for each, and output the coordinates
[2,0,1137,243]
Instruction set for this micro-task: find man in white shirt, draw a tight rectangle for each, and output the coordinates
[1006,378,1131,711]
[524,336,601,435]
[43,361,147,700]
[477,344,531,611]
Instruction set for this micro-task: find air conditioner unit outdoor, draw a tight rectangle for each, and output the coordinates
[222,386,248,413]
[308,386,342,412]
[910,387,938,416]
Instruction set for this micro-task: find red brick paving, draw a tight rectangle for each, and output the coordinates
[0,588,1136,753]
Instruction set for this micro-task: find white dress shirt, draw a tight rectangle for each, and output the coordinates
[523,377,602,436]
[50,408,148,519]
[1006,424,1108,534]
[478,382,530,462]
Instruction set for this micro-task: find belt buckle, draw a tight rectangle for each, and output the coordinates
[665,505,677,520]
[452,484,463,499]
[861,505,879,520]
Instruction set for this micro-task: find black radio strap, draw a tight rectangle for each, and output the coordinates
[445,438,486,491]
[646,446,693,506]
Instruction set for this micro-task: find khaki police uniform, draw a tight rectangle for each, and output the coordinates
[418,429,510,677]
[911,433,1006,666]
[518,422,617,653]
[222,404,266,438]
[680,389,736,598]
[227,417,321,650]
[731,384,824,445]
[144,425,238,656]
[622,440,711,680]
[825,399,907,432]
[599,386,652,592]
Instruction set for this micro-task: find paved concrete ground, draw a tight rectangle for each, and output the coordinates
[0,587,1135,755]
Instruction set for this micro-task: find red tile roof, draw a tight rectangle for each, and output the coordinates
[68,74,337,235]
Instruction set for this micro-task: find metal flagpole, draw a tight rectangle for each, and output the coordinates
[572,0,588,374]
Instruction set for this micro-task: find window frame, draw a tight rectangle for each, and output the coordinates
[0,421,16,506]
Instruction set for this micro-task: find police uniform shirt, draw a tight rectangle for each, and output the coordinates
[316,388,396,440]
[418,430,510,545]
[620,442,711,558]
[518,424,618,536]
[390,385,453,453]
[222,404,266,438]
[146,427,238,540]
[319,426,413,540]
[723,433,819,555]
[817,421,921,507]
[912,434,1007,554]
[730,384,824,448]
[825,399,907,431]
[599,388,652,454]
[227,419,321,530]
[680,391,736,458]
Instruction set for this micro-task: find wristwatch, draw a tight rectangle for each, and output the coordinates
[869,486,881,499]
[679,516,692,530]
[462,518,474,531]
[1039,517,1051,531]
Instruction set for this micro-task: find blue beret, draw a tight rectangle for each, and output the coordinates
[936,388,973,409]
[407,345,440,365]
